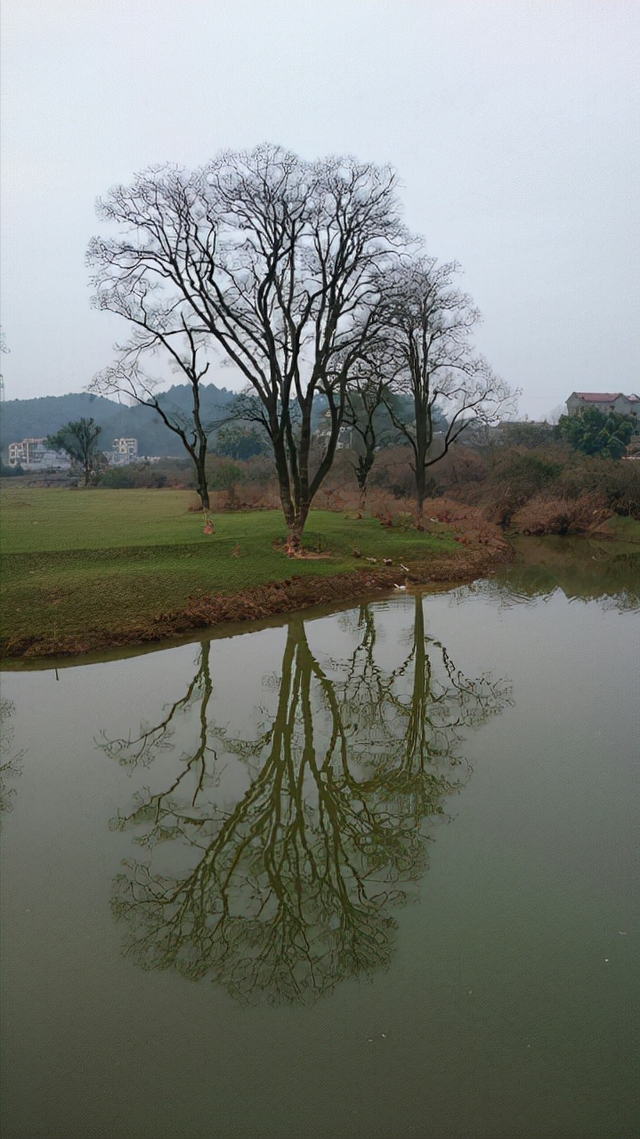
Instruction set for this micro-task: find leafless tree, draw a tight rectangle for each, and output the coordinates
[88,145,410,547]
[379,258,516,526]
[93,335,220,510]
[343,343,400,515]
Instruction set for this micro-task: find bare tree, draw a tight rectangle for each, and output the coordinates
[46,417,104,486]
[343,345,400,515]
[93,336,220,510]
[379,258,516,526]
[88,146,409,549]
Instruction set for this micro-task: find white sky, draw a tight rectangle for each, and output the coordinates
[1,0,638,418]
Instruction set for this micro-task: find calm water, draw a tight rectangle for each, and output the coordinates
[1,539,638,1139]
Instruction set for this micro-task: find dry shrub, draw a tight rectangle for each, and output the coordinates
[369,445,416,498]
[430,445,487,500]
[512,492,609,535]
[560,455,640,518]
[313,484,357,512]
[210,484,281,511]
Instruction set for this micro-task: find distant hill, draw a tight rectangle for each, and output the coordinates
[0,384,436,464]
[0,384,237,460]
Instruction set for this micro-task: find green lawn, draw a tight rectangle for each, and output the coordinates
[596,514,640,545]
[0,487,456,651]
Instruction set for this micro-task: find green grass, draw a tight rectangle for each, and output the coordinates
[1,488,222,553]
[597,514,640,544]
[0,487,456,649]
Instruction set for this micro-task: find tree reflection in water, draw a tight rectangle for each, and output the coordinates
[0,698,24,826]
[102,597,512,1003]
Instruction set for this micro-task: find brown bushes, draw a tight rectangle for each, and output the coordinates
[481,444,640,532]
[103,434,639,538]
[511,492,610,535]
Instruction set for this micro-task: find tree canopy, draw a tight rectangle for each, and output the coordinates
[556,407,637,460]
[89,145,411,544]
[89,145,514,539]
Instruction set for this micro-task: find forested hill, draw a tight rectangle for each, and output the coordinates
[0,384,237,459]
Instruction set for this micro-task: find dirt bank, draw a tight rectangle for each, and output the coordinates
[3,542,512,660]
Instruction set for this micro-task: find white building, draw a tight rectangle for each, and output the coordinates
[7,438,70,470]
[314,411,355,450]
[112,437,138,456]
[109,438,139,466]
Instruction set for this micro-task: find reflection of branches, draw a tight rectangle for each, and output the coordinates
[99,644,213,771]
[106,601,511,1004]
[0,698,24,825]
[336,597,510,826]
[100,644,220,844]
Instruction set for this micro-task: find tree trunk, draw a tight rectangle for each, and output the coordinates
[415,466,427,530]
[358,481,368,517]
[286,505,309,556]
[193,455,210,511]
[412,394,431,531]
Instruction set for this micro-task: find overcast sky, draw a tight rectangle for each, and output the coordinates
[1,0,638,419]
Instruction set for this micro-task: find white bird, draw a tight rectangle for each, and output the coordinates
[393,583,407,591]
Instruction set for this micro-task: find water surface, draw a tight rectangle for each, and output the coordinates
[1,539,638,1138]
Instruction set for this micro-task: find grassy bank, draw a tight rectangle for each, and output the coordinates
[0,487,511,659]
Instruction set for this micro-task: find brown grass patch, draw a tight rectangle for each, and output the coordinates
[512,493,609,535]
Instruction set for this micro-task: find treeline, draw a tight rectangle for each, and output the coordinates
[94,427,640,537]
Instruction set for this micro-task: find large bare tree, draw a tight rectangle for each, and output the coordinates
[379,258,515,526]
[88,145,409,548]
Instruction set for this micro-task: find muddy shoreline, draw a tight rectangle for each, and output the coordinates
[1,544,513,661]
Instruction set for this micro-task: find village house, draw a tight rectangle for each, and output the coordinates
[566,392,640,417]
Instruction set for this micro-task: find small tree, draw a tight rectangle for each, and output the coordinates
[90,335,221,511]
[207,458,245,506]
[344,371,401,515]
[379,258,515,526]
[47,418,104,486]
[556,407,637,460]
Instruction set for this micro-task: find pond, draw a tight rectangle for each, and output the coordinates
[1,539,638,1139]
